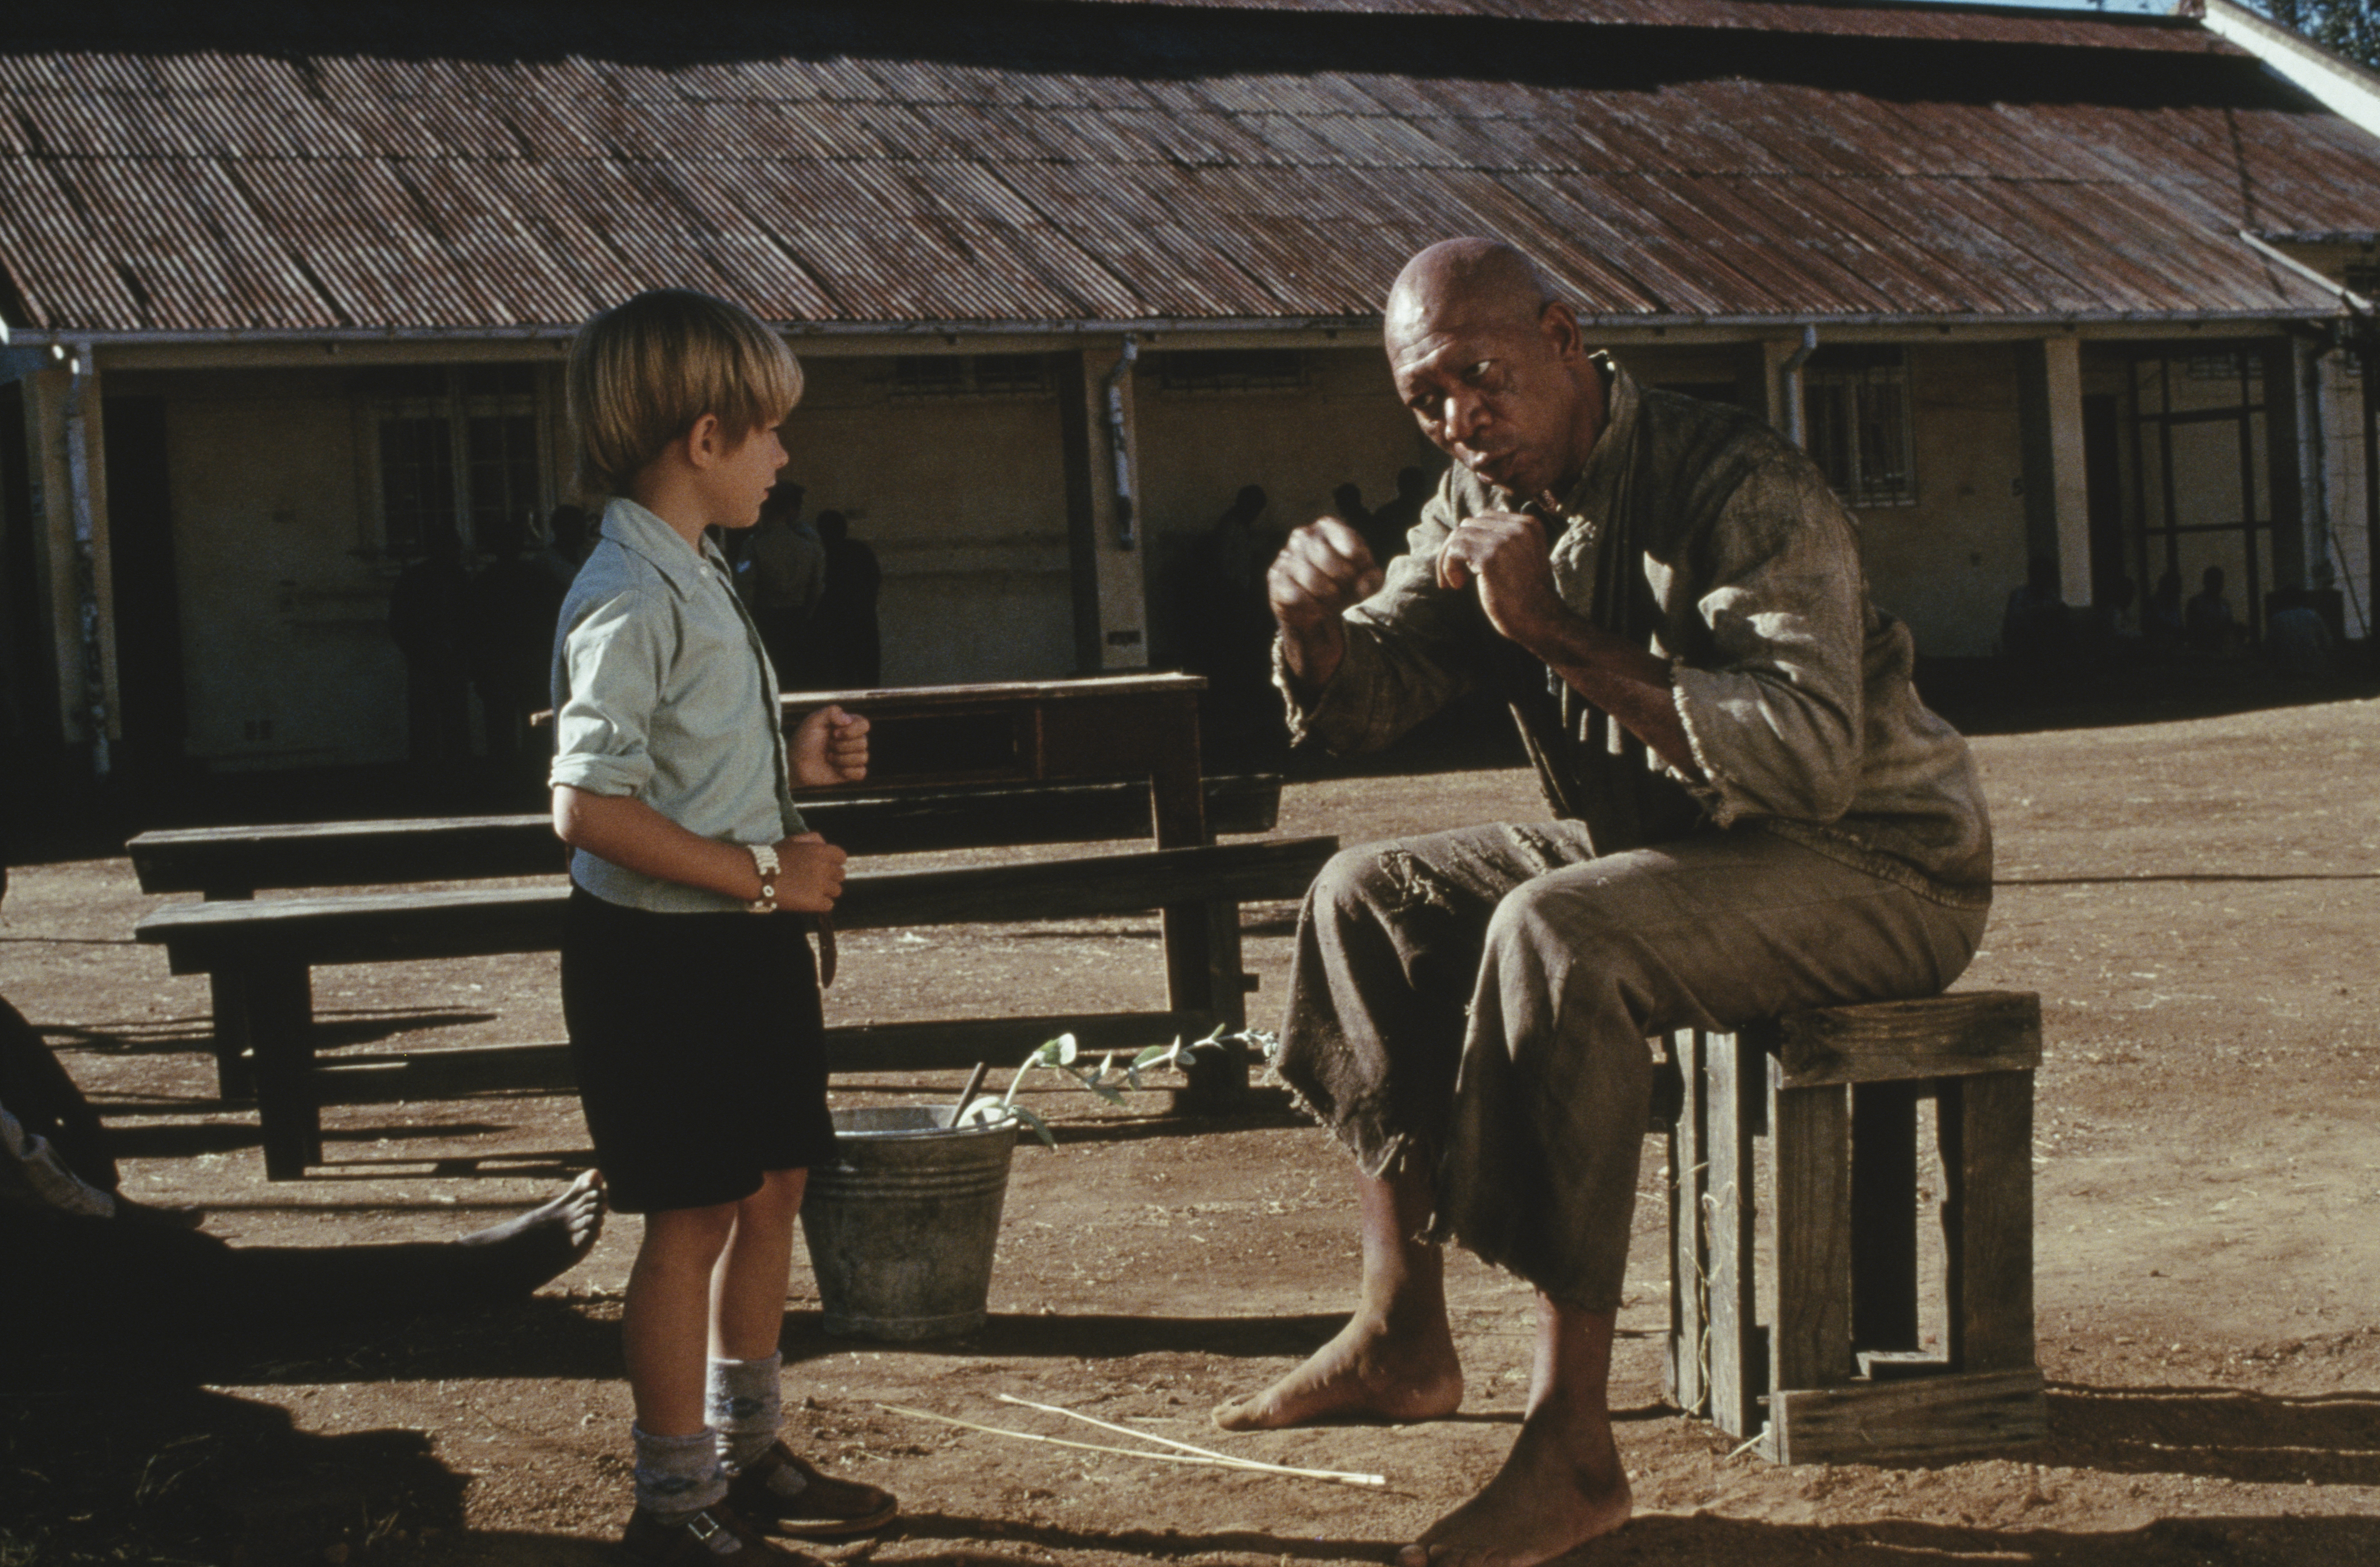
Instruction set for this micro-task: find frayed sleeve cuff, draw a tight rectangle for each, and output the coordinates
[1667,659,1750,827]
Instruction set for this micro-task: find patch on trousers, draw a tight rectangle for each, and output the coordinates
[1502,822,1572,877]
[1379,846,1458,915]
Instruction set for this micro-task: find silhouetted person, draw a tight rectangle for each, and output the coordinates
[1333,482,1378,560]
[2185,565,2235,653]
[2147,568,2185,652]
[539,503,595,591]
[740,482,826,690]
[2267,591,2334,678]
[815,510,882,688]
[1363,465,1435,565]
[467,513,569,796]
[390,524,473,780]
[1185,485,1275,760]
[2000,554,2068,678]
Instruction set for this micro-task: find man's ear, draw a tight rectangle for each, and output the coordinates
[1538,300,1585,362]
[683,411,725,469]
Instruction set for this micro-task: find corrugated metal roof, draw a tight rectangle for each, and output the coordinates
[0,0,2369,336]
[1068,0,2246,52]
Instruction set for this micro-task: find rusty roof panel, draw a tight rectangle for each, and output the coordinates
[1074,0,2247,52]
[0,2,2369,335]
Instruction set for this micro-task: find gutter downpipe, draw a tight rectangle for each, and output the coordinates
[1103,335,1138,550]
[1780,324,1819,448]
[62,341,109,778]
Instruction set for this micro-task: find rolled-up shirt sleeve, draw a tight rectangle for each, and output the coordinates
[550,586,666,798]
[1666,463,1867,827]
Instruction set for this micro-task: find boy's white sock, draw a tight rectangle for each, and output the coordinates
[632,1423,726,1521]
[708,1352,795,1482]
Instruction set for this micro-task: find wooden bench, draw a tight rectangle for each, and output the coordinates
[130,772,1285,1099]
[1660,990,2046,1464]
[136,835,1339,1180]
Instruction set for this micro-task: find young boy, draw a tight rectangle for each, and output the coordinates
[549,289,894,1564]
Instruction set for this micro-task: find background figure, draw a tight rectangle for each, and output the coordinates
[1181,485,1277,761]
[2185,565,2235,653]
[1362,464,1435,565]
[2147,567,2185,652]
[465,513,569,800]
[815,510,882,688]
[540,503,596,591]
[2266,590,2335,678]
[1331,482,1375,557]
[2000,555,2067,667]
[739,482,826,691]
[389,524,473,784]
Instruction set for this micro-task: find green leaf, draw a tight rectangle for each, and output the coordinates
[1051,1033,1080,1066]
[1130,1044,1175,1070]
[1005,1104,1057,1148]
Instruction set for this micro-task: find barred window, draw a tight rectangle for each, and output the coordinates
[359,364,547,557]
[889,353,1052,398]
[1146,349,1307,394]
[2184,351,2262,384]
[1804,348,1917,509]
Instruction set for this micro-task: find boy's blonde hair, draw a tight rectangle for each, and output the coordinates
[567,289,803,498]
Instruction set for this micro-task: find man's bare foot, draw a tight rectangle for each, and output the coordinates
[1211,1310,1462,1431]
[457,1170,606,1294]
[1397,1399,1631,1567]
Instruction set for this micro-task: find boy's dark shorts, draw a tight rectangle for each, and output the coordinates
[561,885,837,1215]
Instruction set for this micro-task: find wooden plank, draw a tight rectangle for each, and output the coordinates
[125,775,1287,894]
[135,837,1341,972]
[776,673,1205,717]
[1770,1071,1854,1392]
[1942,1070,2038,1374]
[308,1012,1228,1101]
[1767,992,2041,1088]
[1850,1079,1923,1354]
[1764,1368,2047,1465]
[1664,1029,1708,1417]
[1704,1030,1761,1439]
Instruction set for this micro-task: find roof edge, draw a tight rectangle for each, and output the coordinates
[2,307,2347,350]
[2195,0,2380,136]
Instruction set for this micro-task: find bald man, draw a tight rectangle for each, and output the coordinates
[1220,239,1993,1565]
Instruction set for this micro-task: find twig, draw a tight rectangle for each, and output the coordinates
[997,1393,1384,1485]
[876,1404,1382,1486]
[953,1061,990,1120]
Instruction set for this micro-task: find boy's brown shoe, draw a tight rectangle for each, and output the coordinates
[723,1443,898,1538]
[621,1500,826,1565]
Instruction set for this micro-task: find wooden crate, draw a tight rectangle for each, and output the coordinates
[1663,991,2048,1464]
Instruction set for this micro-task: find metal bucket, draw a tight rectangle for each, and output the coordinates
[798,1105,1018,1341]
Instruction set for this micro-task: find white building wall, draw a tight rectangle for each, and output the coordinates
[778,357,1077,687]
[159,370,410,769]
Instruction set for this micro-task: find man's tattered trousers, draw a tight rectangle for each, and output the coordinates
[1276,821,1990,1313]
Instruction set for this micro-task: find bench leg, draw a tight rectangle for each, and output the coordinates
[246,963,320,1181]
[1665,1030,1708,1417]
[1704,1030,1764,1440]
[1941,1069,2037,1374]
[1163,899,1249,1110]
[207,971,254,1100]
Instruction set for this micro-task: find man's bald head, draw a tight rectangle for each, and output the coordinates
[1385,238,1559,343]
[1382,238,1603,503]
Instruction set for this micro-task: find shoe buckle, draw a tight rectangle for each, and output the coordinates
[686,1512,740,1556]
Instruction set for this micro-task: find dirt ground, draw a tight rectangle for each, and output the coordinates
[5,695,2379,1566]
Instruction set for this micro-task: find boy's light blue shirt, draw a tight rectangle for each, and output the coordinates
[549,497,805,914]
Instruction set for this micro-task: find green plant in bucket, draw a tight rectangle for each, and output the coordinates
[956,1023,1275,1146]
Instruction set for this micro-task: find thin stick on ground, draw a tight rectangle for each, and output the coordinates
[995,1392,1385,1484]
[877,1404,1385,1486]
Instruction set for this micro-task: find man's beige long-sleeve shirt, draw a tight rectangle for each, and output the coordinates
[1282,358,1992,909]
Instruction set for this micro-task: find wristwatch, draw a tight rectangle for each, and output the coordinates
[746,843,781,914]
